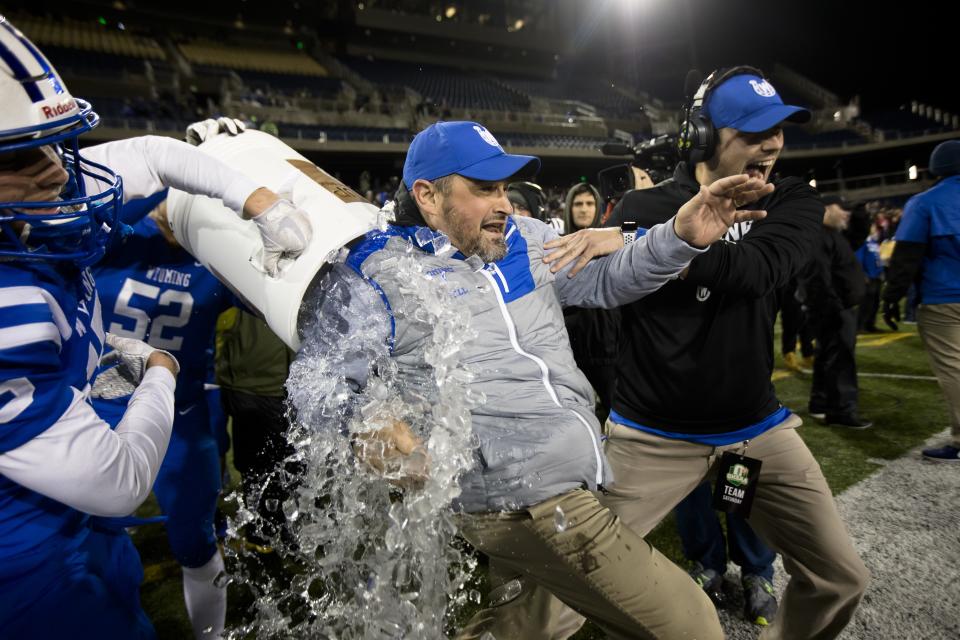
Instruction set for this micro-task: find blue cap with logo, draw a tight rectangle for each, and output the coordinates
[706,74,811,133]
[403,121,540,189]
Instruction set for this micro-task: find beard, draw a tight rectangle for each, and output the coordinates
[442,202,507,263]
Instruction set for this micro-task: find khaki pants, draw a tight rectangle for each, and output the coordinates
[918,303,960,446]
[474,416,870,640]
[455,488,723,640]
[602,415,869,640]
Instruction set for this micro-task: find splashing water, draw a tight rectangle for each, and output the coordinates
[224,248,484,638]
[553,505,568,533]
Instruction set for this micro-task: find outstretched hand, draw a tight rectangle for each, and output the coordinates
[674,174,773,248]
[543,227,624,277]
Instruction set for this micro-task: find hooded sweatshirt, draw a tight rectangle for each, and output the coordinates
[561,182,620,417]
[563,183,602,234]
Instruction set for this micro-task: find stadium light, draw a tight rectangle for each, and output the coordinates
[908,165,918,180]
[445,6,457,19]
[512,18,525,31]
[809,178,817,188]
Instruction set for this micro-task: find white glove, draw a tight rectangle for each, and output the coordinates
[185,117,247,146]
[91,333,180,400]
[251,199,313,276]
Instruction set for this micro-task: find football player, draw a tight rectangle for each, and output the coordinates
[0,16,309,638]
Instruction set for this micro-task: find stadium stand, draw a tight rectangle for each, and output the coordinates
[345,57,530,111]
[176,38,328,76]
[12,15,166,59]
[784,126,868,149]
[862,108,952,138]
[276,124,414,143]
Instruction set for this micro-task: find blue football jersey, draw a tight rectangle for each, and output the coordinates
[0,261,104,562]
[92,215,231,419]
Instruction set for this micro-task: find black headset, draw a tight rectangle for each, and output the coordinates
[677,65,766,165]
[507,181,547,220]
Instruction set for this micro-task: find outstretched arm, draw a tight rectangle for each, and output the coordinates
[545,174,771,277]
[549,175,772,308]
[84,135,312,275]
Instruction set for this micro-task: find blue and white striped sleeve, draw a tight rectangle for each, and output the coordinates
[0,283,76,453]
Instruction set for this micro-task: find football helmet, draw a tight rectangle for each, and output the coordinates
[0,16,122,265]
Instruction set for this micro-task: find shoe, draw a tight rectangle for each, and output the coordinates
[922,445,960,462]
[825,414,873,429]
[809,411,826,421]
[783,352,801,372]
[689,562,726,607]
[801,355,815,369]
[742,574,778,626]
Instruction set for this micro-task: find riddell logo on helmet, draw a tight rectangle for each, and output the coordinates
[41,98,77,120]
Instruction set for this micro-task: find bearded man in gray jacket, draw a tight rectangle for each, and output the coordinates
[307,121,771,639]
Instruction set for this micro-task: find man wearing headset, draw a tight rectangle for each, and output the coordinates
[544,67,870,639]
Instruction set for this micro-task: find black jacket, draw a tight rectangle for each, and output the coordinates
[605,163,823,435]
[800,226,866,322]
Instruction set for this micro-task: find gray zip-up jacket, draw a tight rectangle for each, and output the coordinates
[311,215,702,513]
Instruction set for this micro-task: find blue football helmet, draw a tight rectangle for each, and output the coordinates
[0,15,123,266]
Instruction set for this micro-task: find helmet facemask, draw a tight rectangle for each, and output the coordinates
[0,17,124,266]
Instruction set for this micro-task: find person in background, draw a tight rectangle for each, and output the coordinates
[562,182,602,234]
[92,196,233,639]
[561,180,619,421]
[780,277,815,371]
[216,308,296,546]
[804,194,870,429]
[507,181,557,232]
[883,140,960,461]
[856,223,884,332]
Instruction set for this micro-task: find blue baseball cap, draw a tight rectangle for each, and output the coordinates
[402,121,540,189]
[706,74,810,133]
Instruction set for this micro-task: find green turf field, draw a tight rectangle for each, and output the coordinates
[133,322,949,638]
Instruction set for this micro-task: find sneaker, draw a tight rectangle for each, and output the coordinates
[689,562,726,607]
[742,574,778,626]
[825,414,873,430]
[809,411,826,421]
[783,352,801,372]
[801,355,815,369]
[922,445,960,462]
